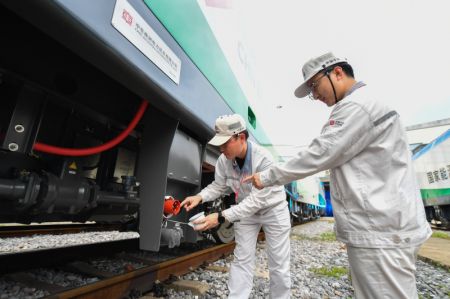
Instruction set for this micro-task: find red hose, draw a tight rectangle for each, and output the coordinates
[33,100,149,156]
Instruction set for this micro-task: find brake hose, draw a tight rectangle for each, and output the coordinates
[33,100,148,156]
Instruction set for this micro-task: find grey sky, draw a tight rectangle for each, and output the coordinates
[238,0,450,147]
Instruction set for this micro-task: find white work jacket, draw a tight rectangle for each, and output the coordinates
[199,141,287,223]
[260,84,431,248]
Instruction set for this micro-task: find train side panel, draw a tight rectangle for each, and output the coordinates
[413,129,450,228]
[0,0,248,251]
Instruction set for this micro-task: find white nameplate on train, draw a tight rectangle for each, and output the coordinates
[112,0,181,84]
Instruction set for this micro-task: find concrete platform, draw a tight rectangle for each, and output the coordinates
[418,237,450,270]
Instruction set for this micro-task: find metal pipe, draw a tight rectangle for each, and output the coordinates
[0,178,27,200]
[96,192,139,206]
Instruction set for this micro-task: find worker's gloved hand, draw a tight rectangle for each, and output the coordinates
[193,212,219,231]
[243,173,264,190]
[180,195,202,212]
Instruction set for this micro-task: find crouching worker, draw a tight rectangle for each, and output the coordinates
[181,114,291,299]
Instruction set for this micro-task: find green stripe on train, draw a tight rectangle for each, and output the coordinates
[144,0,272,145]
[420,188,450,199]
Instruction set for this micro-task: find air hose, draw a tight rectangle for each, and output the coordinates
[33,100,148,156]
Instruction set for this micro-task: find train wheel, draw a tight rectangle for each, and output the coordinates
[298,206,304,224]
[212,220,235,243]
[441,218,450,229]
[290,213,295,226]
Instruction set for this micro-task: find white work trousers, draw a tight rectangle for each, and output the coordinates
[347,245,421,299]
[228,203,291,299]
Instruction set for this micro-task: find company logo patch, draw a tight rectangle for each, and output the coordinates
[122,9,133,25]
[329,119,344,127]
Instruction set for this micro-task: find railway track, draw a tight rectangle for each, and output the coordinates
[0,223,126,238]
[0,229,261,299]
[47,242,236,298]
[431,224,450,231]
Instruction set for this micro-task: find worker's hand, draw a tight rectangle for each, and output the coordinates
[193,212,219,231]
[180,195,202,212]
[243,173,264,190]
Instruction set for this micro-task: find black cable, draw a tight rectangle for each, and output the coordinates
[326,73,339,103]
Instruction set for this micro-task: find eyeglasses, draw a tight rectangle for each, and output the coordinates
[307,71,330,100]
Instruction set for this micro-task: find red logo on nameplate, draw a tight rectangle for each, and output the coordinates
[329,120,335,126]
[122,9,133,25]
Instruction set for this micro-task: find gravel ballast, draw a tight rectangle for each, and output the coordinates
[160,219,450,299]
[0,231,139,254]
[0,222,448,298]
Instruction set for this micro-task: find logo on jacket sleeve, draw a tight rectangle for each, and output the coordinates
[329,119,344,127]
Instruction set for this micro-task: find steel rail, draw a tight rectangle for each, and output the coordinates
[0,223,125,237]
[46,242,236,299]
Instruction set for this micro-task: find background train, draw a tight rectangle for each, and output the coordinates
[0,1,325,252]
[285,175,327,223]
[413,129,450,228]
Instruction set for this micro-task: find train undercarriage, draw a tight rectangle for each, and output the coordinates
[0,1,235,251]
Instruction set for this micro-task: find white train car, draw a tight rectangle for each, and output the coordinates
[413,129,450,228]
[285,173,327,223]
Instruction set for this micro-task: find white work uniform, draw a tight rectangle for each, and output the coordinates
[347,246,421,299]
[199,141,291,299]
[260,83,431,298]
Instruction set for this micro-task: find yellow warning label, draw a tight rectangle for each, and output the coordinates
[68,162,77,170]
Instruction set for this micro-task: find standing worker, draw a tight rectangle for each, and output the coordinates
[245,52,431,299]
[181,114,291,299]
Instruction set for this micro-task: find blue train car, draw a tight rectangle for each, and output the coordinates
[285,174,327,223]
[0,0,282,251]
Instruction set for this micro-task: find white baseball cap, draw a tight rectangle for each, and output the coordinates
[294,52,347,98]
[208,114,247,146]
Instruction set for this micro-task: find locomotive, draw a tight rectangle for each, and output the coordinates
[0,0,324,252]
